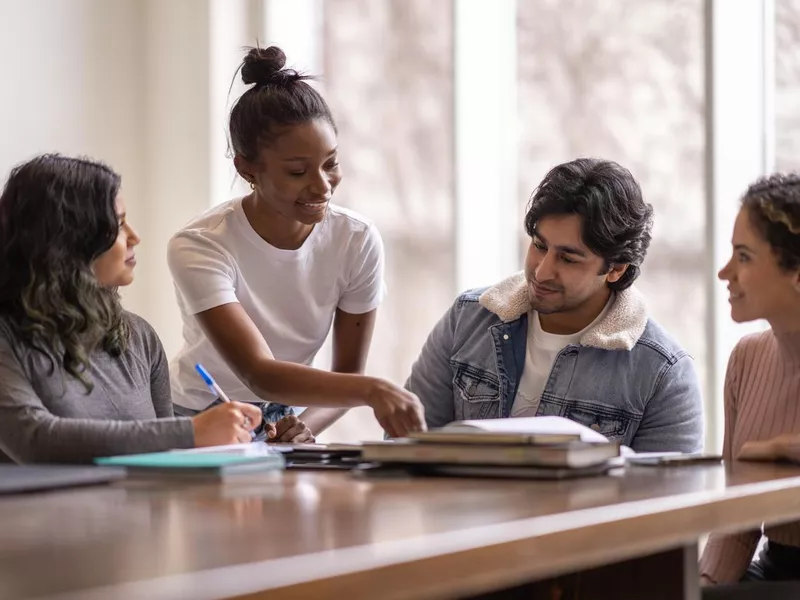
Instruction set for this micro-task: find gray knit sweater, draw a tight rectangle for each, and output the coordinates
[0,312,194,463]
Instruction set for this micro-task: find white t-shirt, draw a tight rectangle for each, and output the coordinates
[510,301,611,418]
[167,198,386,410]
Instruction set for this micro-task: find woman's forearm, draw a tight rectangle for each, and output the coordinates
[242,359,373,408]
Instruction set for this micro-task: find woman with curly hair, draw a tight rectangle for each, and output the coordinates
[0,154,263,464]
[701,173,800,599]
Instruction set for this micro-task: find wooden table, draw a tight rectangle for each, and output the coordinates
[2,461,800,600]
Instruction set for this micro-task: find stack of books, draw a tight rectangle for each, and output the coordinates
[360,416,621,480]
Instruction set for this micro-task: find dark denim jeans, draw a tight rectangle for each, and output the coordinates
[703,541,800,600]
[743,540,800,581]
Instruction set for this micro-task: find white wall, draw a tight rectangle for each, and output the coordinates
[0,0,147,305]
[0,0,263,358]
[139,0,261,356]
[137,0,215,354]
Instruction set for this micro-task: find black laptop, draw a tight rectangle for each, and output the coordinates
[0,464,126,495]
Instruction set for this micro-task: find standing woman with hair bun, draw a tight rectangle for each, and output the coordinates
[168,46,425,440]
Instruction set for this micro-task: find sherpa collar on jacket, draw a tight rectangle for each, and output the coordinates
[478,272,648,351]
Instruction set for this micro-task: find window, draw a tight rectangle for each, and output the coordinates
[319,0,455,440]
[776,0,800,172]
[517,0,708,399]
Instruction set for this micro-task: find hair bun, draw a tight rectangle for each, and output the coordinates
[241,46,289,86]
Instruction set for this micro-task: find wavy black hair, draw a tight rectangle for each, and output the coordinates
[525,158,654,291]
[0,154,129,390]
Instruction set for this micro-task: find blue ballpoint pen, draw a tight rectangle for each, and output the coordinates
[195,363,232,403]
[195,363,254,434]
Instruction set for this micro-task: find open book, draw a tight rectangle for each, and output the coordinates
[407,416,609,445]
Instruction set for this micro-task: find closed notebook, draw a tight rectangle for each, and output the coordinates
[361,440,620,468]
[95,450,285,478]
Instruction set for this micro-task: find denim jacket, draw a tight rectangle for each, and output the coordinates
[406,273,704,453]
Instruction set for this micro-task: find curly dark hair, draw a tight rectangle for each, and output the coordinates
[741,173,800,271]
[0,154,129,390]
[524,158,654,292]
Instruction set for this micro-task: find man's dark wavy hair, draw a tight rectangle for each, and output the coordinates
[524,158,654,291]
[0,154,129,391]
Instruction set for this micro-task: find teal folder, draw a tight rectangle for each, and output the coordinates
[95,450,285,477]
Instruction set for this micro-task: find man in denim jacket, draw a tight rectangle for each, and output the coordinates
[407,158,703,452]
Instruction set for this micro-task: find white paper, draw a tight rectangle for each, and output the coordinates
[169,442,289,456]
[445,416,610,443]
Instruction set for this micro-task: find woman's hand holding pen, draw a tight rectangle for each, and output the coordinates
[191,402,263,447]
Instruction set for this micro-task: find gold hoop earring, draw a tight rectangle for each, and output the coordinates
[249,181,256,191]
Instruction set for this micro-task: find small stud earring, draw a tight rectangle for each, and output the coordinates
[249,181,256,191]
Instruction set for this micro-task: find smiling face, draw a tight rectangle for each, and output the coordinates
[91,195,140,288]
[718,207,800,325]
[524,214,628,332]
[234,119,342,226]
